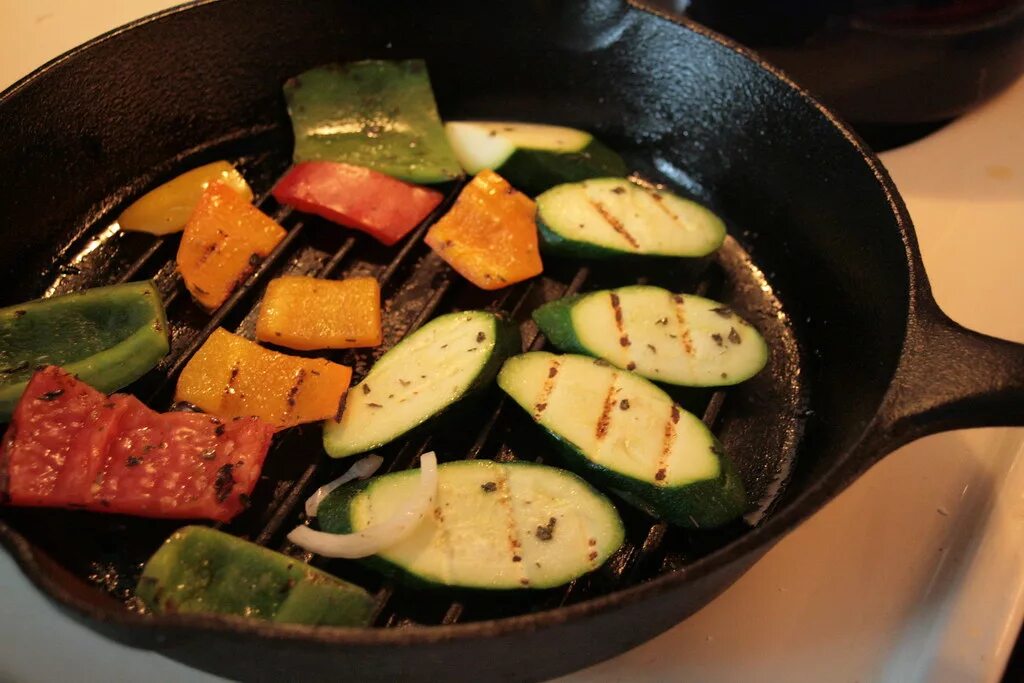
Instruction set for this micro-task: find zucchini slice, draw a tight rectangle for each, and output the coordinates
[536,178,726,258]
[533,286,768,387]
[497,352,746,528]
[323,311,519,458]
[316,459,625,590]
[444,121,626,195]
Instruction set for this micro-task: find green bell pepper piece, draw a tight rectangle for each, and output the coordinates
[284,60,462,184]
[0,280,169,419]
[137,526,375,626]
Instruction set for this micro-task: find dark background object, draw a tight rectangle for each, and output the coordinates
[650,0,1024,149]
[0,1,1023,681]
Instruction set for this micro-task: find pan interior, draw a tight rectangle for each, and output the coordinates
[0,122,805,626]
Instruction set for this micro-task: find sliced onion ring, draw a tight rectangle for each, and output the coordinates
[304,454,384,518]
[287,452,438,559]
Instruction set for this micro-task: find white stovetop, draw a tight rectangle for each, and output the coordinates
[1,2,1022,682]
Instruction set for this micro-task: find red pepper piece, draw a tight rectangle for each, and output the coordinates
[272,162,444,246]
[0,367,275,521]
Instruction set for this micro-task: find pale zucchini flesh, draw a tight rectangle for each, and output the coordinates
[497,352,747,527]
[323,311,516,458]
[445,121,593,172]
[537,178,726,258]
[444,121,626,195]
[317,460,625,590]
[534,286,769,387]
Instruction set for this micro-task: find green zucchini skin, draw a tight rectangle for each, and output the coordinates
[496,139,627,196]
[137,526,374,626]
[322,311,520,458]
[497,352,748,528]
[316,460,625,590]
[532,286,769,388]
[0,280,169,419]
[544,430,746,529]
[536,178,726,259]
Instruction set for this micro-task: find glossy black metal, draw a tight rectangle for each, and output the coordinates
[1,1,1023,681]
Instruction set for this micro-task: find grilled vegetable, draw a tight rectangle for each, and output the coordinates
[284,60,461,184]
[0,280,169,420]
[424,170,543,290]
[290,452,438,559]
[0,367,274,521]
[118,161,253,235]
[316,459,625,590]
[256,275,382,351]
[323,311,518,458]
[444,121,626,195]
[137,526,374,626]
[271,161,444,246]
[176,182,287,311]
[536,178,726,259]
[533,286,768,387]
[176,328,351,428]
[498,352,747,528]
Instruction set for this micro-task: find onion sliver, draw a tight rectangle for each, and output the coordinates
[288,452,438,559]
[304,454,384,518]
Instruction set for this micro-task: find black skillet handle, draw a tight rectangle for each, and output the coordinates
[873,296,1024,452]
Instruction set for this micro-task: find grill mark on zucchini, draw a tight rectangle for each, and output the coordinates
[670,294,695,356]
[646,188,682,223]
[609,292,631,352]
[595,375,619,440]
[656,404,678,485]
[496,472,529,585]
[533,359,562,417]
[586,198,639,249]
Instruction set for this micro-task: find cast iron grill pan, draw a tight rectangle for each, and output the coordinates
[0,122,805,629]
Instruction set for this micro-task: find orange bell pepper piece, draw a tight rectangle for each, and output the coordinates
[176,182,287,311]
[175,328,351,428]
[255,276,383,351]
[424,170,543,290]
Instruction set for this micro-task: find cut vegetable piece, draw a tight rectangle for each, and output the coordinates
[323,311,518,458]
[118,161,253,235]
[137,526,374,626]
[284,60,461,184]
[0,280,169,420]
[176,182,287,311]
[271,162,444,245]
[175,328,351,428]
[533,286,768,387]
[255,275,382,351]
[289,452,438,558]
[0,367,274,521]
[536,178,726,258]
[497,352,746,528]
[445,121,626,195]
[304,455,383,518]
[316,459,624,589]
[424,170,543,290]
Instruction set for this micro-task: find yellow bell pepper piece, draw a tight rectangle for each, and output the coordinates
[119,161,253,235]
[176,328,351,428]
[256,276,383,350]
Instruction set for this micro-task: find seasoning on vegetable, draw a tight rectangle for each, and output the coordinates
[255,275,382,350]
[0,366,274,521]
[425,170,543,290]
[176,182,286,311]
[137,526,375,626]
[272,162,444,246]
[0,280,169,420]
[118,161,253,235]
[284,60,461,184]
[175,328,352,428]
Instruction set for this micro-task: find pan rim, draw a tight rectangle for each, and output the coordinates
[0,0,923,650]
